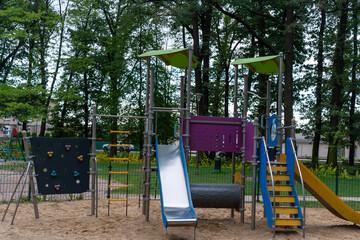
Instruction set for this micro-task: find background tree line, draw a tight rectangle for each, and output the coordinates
[0,0,359,167]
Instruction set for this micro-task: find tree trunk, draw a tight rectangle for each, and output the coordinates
[312,1,326,168]
[327,0,349,167]
[349,0,358,166]
[38,1,49,137]
[192,10,202,115]
[200,0,212,116]
[57,71,74,138]
[284,1,295,141]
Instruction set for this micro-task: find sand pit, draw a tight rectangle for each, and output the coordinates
[0,199,359,239]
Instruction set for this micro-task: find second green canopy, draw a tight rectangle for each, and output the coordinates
[231,55,283,75]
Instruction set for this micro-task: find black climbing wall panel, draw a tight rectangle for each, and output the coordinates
[31,137,90,195]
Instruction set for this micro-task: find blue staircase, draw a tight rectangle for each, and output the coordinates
[259,138,303,232]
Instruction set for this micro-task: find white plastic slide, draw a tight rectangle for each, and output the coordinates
[156,138,197,228]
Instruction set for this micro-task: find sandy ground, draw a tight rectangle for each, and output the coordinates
[0,200,359,240]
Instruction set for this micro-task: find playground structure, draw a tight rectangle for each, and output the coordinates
[1,47,360,239]
[133,48,360,238]
[0,128,25,162]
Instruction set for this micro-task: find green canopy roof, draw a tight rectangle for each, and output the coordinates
[138,48,197,69]
[231,55,283,75]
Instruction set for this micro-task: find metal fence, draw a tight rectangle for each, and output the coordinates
[1,155,360,211]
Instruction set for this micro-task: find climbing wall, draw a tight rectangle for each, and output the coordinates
[31,137,90,194]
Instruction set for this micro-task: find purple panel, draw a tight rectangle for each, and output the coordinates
[245,122,255,161]
[183,116,243,152]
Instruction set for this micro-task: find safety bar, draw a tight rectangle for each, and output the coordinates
[95,114,146,119]
[290,138,306,238]
[261,114,266,129]
[261,137,276,233]
[153,107,188,112]
[174,123,179,138]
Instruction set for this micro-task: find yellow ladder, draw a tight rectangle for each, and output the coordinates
[107,130,131,216]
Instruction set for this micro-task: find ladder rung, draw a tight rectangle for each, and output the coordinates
[275,218,302,226]
[267,166,287,171]
[109,171,129,174]
[109,158,130,161]
[108,199,128,202]
[110,130,130,134]
[109,185,128,188]
[269,161,287,165]
[110,144,129,147]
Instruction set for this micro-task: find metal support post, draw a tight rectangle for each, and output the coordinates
[195,92,202,175]
[265,78,271,142]
[231,65,239,218]
[291,118,296,139]
[22,131,39,220]
[251,118,259,230]
[241,70,249,224]
[145,67,155,221]
[277,52,283,158]
[180,76,185,138]
[184,47,193,166]
[142,56,151,215]
[91,106,98,217]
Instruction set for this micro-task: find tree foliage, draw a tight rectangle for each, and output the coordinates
[0,0,359,165]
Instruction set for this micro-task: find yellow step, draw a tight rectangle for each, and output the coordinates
[270,195,295,203]
[110,130,130,134]
[266,174,290,181]
[108,199,128,202]
[109,185,128,188]
[275,207,299,214]
[267,166,287,171]
[109,171,129,174]
[275,218,302,226]
[267,185,292,192]
[110,144,129,147]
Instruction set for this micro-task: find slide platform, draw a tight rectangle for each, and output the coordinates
[155,138,197,228]
[294,160,360,224]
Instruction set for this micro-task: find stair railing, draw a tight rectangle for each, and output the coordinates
[289,138,306,238]
[261,137,276,234]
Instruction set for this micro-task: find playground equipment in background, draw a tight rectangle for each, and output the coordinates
[107,130,131,216]
[0,128,25,162]
[1,132,98,225]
